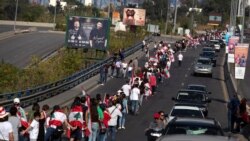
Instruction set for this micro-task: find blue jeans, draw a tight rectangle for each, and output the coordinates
[130,100,139,114]
[45,127,61,141]
[100,73,105,84]
[89,122,99,141]
[98,132,107,141]
[107,126,116,141]
[119,112,127,127]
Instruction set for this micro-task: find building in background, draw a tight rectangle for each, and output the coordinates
[49,0,67,10]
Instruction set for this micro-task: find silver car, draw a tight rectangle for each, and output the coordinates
[193,57,213,77]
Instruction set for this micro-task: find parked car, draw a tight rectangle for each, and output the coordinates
[187,84,212,95]
[193,57,213,77]
[164,117,224,136]
[156,135,239,141]
[172,89,211,116]
[168,105,204,122]
[200,51,217,67]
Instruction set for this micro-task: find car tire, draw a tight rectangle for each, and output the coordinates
[193,72,196,76]
[209,73,212,78]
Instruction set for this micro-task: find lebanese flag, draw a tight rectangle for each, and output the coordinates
[17,111,29,128]
[163,66,171,78]
[49,111,64,126]
[69,105,84,129]
[85,94,91,137]
[170,54,175,62]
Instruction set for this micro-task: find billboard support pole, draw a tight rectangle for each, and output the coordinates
[240,0,246,43]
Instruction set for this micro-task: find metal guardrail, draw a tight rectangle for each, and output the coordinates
[1,36,152,109]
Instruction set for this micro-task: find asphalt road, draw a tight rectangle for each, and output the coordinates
[0,25,52,33]
[87,42,229,141]
[0,32,64,68]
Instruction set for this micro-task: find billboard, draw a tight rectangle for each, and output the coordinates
[123,8,146,26]
[227,36,239,63]
[147,24,159,33]
[114,22,126,32]
[66,16,110,50]
[112,11,121,25]
[235,44,249,79]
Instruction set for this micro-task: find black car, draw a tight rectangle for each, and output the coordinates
[200,51,217,67]
[164,117,224,136]
[172,89,211,117]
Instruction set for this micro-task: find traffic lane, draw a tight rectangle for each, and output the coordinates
[114,48,201,141]
[184,49,228,128]
[0,32,64,68]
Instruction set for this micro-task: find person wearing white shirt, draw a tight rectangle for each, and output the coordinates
[107,103,122,141]
[21,112,40,141]
[178,52,183,66]
[122,81,131,97]
[121,61,128,78]
[115,60,121,78]
[0,106,14,141]
[130,84,140,115]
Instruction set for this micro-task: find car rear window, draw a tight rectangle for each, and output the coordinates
[171,109,204,118]
[177,92,205,101]
[166,124,223,135]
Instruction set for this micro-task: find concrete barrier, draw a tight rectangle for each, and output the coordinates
[0,20,55,28]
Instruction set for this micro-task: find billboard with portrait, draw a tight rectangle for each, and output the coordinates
[65,16,110,50]
[227,36,239,63]
[235,44,249,79]
[112,11,121,25]
[123,8,146,26]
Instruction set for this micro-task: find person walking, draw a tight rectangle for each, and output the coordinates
[118,94,129,129]
[121,80,131,98]
[8,106,20,141]
[130,84,140,115]
[0,106,14,141]
[227,94,240,132]
[107,102,122,141]
[178,52,183,67]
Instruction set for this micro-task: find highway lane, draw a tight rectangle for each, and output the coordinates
[0,32,64,68]
[86,43,229,140]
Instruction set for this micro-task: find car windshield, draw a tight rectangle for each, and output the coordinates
[171,109,204,118]
[202,52,214,57]
[166,124,223,135]
[188,86,206,92]
[197,59,210,65]
[177,92,205,101]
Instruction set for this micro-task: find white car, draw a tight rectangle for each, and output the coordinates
[168,105,204,122]
[210,40,221,52]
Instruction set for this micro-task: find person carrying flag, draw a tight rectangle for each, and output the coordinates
[13,98,29,141]
[68,97,84,141]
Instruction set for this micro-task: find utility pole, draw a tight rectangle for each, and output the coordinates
[241,0,246,43]
[53,0,57,30]
[108,0,111,18]
[172,0,178,34]
[14,0,19,31]
[164,0,170,34]
[191,0,195,35]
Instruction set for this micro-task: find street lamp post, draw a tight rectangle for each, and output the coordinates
[191,0,195,35]
[14,0,19,31]
[240,0,246,43]
[53,0,57,30]
[164,0,170,34]
[172,0,178,34]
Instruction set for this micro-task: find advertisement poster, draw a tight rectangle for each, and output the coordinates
[227,36,239,63]
[147,24,159,33]
[114,22,126,32]
[66,16,110,50]
[235,44,249,79]
[123,8,146,26]
[112,11,121,25]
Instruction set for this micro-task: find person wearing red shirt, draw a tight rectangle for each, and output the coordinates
[149,73,157,94]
